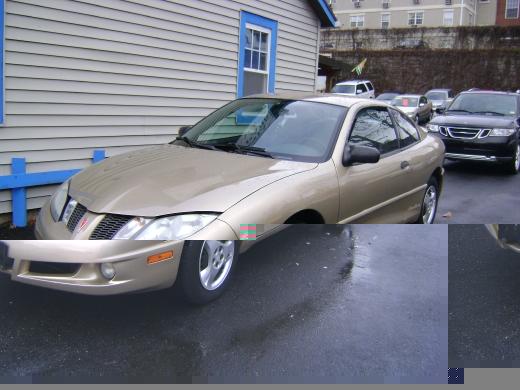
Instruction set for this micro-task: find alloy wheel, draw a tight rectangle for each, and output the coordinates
[198,241,235,291]
[422,185,437,224]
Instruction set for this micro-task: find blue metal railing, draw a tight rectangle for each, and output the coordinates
[0,149,106,227]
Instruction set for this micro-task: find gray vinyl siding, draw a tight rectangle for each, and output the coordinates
[0,0,320,214]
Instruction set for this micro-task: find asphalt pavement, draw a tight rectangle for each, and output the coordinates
[436,160,520,224]
[0,225,448,383]
[449,224,520,367]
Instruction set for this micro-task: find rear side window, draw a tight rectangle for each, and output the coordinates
[357,83,368,93]
[390,109,420,148]
[349,107,399,155]
[366,82,374,91]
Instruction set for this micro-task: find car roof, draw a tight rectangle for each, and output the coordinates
[335,80,371,85]
[241,93,383,108]
[426,89,451,93]
[396,94,422,98]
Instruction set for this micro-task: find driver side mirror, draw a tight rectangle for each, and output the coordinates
[178,125,192,136]
[342,144,380,166]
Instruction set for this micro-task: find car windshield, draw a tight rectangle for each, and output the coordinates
[176,99,347,163]
[447,93,517,116]
[426,92,447,101]
[377,93,398,100]
[332,84,355,94]
[392,97,419,107]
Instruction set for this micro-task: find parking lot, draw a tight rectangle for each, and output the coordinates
[449,225,520,367]
[436,160,520,224]
[0,225,447,383]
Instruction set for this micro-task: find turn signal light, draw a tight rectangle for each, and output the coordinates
[147,251,174,264]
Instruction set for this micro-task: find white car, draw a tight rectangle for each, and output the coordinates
[331,80,375,99]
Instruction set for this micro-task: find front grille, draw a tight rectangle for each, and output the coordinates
[66,203,88,232]
[29,262,81,275]
[446,127,487,140]
[90,214,133,240]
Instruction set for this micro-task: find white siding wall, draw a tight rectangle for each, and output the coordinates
[0,0,320,214]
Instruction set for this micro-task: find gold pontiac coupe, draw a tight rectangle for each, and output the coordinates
[35,94,445,242]
[0,239,262,304]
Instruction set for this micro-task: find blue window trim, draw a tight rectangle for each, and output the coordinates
[315,0,337,27]
[0,0,4,124]
[237,11,278,98]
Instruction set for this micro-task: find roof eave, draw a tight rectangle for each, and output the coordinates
[309,0,338,28]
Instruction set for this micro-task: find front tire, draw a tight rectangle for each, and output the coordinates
[177,240,237,304]
[505,143,519,174]
[416,177,439,224]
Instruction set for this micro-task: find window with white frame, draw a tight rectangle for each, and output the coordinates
[506,0,520,19]
[243,24,270,96]
[408,11,424,26]
[381,13,390,29]
[350,15,364,28]
[443,9,454,26]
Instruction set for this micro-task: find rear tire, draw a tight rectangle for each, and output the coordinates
[505,143,519,175]
[416,177,439,224]
[177,240,238,304]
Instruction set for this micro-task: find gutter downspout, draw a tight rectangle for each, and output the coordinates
[460,0,464,26]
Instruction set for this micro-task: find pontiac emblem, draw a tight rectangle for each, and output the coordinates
[77,217,89,232]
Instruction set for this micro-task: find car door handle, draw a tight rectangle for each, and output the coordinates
[400,161,410,170]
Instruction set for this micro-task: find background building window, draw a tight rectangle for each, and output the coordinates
[381,13,390,28]
[443,9,454,26]
[408,11,424,26]
[238,12,278,97]
[506,0,520,18]
[350,15,365,28]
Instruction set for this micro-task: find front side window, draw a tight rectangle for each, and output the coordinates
[238,12,278,97]
[350,15,365,28]
[349,108,399,155]
[390,109,420,148]
[408,11,424,25]
[506,0,520,18]
[443,9,454,26]
[357,83,368,93]
[180,99,347,163]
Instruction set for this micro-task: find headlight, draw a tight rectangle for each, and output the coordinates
[50,181,70,222]
[427,124,439,132]
[489,128,515,137]
[113,214,217,240]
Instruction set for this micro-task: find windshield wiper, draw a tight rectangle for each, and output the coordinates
[173,136,218,151]
[446,109,473,114]
[212,143,275,159]
[472,111,505,116]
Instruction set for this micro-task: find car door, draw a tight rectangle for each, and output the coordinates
[389,108,431,221]
[356,83,369,98]
[336,106,416,223]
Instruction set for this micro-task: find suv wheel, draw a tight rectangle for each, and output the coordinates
[177,240,237,304]
[416,177,439,224]
[506,143,520,174]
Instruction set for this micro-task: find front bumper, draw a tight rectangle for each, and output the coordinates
[0,240,185,295]
[438,134,516,163]
[485,225,520,253]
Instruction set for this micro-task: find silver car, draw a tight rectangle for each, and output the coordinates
[392,95,433,125]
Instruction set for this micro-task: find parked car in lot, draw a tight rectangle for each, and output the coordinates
[35,95,446,242]
[376,92,402,104]
[426,90,520,173]
[391,94,433,124]
[331,80,375,99]
[485,224,520,253]
[0,239,265,303]
[425,89,454,112]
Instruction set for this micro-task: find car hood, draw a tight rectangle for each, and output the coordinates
[429,113,516,128]
[69,144,317,217]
